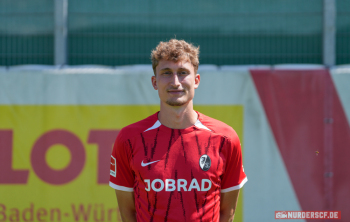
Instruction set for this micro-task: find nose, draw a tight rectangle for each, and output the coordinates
[170,73,181,87]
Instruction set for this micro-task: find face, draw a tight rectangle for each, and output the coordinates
[152,60,200,107]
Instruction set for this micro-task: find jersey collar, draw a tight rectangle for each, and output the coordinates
[144,111,211,133]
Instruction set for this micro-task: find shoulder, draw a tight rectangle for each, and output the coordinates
[117,112,159,142]
[197,111,239,142]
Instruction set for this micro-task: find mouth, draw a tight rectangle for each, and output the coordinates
[167,90,184,94]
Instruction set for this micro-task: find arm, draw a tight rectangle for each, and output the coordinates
[220,189,240,222]
[115,190,137,222]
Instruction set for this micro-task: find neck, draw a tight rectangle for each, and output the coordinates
[158,101,198,129]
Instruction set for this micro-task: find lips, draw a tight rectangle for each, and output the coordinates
[167,89,184,93]
[167,90,184,95]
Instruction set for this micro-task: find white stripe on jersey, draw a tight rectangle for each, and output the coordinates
[221,177,248,193]
[109,181,133,192]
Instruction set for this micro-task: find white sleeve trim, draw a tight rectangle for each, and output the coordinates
[221,177,248,193]
[109,182,134,192]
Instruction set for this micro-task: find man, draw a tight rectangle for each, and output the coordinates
[109,39,247,222]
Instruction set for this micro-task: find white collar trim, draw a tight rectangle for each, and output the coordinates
[144,119,211,132]
[144,120,161,132]
[194,119,212,131]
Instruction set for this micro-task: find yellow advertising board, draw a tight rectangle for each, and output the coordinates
[0,105,243,222]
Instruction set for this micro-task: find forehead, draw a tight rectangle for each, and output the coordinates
[156,60,194,72]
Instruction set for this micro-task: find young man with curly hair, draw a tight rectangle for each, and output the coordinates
[109,39,247,222]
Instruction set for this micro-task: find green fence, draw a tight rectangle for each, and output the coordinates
[0,0,54,66]
[0,0,349,66]
[336,1,350,65]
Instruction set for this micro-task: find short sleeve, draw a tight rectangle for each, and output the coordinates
[220,133,247,193]
[109,130,134,192]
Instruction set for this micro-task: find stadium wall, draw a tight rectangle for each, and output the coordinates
[0,66,349,222]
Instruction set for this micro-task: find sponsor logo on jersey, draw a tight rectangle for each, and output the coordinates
[199,154,211,171]
[110,156,116,177]
[141,160,160,167]
[144,178,212,192]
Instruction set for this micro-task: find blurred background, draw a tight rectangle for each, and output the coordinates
[0,0,349,67]
[0,1,350,222]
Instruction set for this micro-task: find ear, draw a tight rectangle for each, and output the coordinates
[194,73,200,89]
[151,75,158,90]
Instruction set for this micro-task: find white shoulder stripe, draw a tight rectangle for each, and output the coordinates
[194,119,212,131]
[221,177,248,193]
[144,120,161,132]
[109,182,134,192]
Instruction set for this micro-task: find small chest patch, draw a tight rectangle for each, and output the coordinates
[199,154,211,171]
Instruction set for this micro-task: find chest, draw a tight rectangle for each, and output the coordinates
[129,130,226,186]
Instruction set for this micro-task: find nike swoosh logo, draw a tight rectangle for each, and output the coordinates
[141,160,160,167]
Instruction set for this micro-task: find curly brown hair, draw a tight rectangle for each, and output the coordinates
[151,39,200,75]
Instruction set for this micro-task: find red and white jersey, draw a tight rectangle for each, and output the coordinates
[109,111,247,222]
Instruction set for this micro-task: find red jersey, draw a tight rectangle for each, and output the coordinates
[109,111,247,222]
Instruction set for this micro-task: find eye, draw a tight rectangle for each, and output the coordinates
[163,71,172,75]
[179,71,188,75]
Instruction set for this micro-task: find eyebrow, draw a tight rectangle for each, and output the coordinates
[160,67,190,72]
[160,68,172,72]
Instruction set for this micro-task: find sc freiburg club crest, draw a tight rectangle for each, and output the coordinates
[199,154,211,171]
